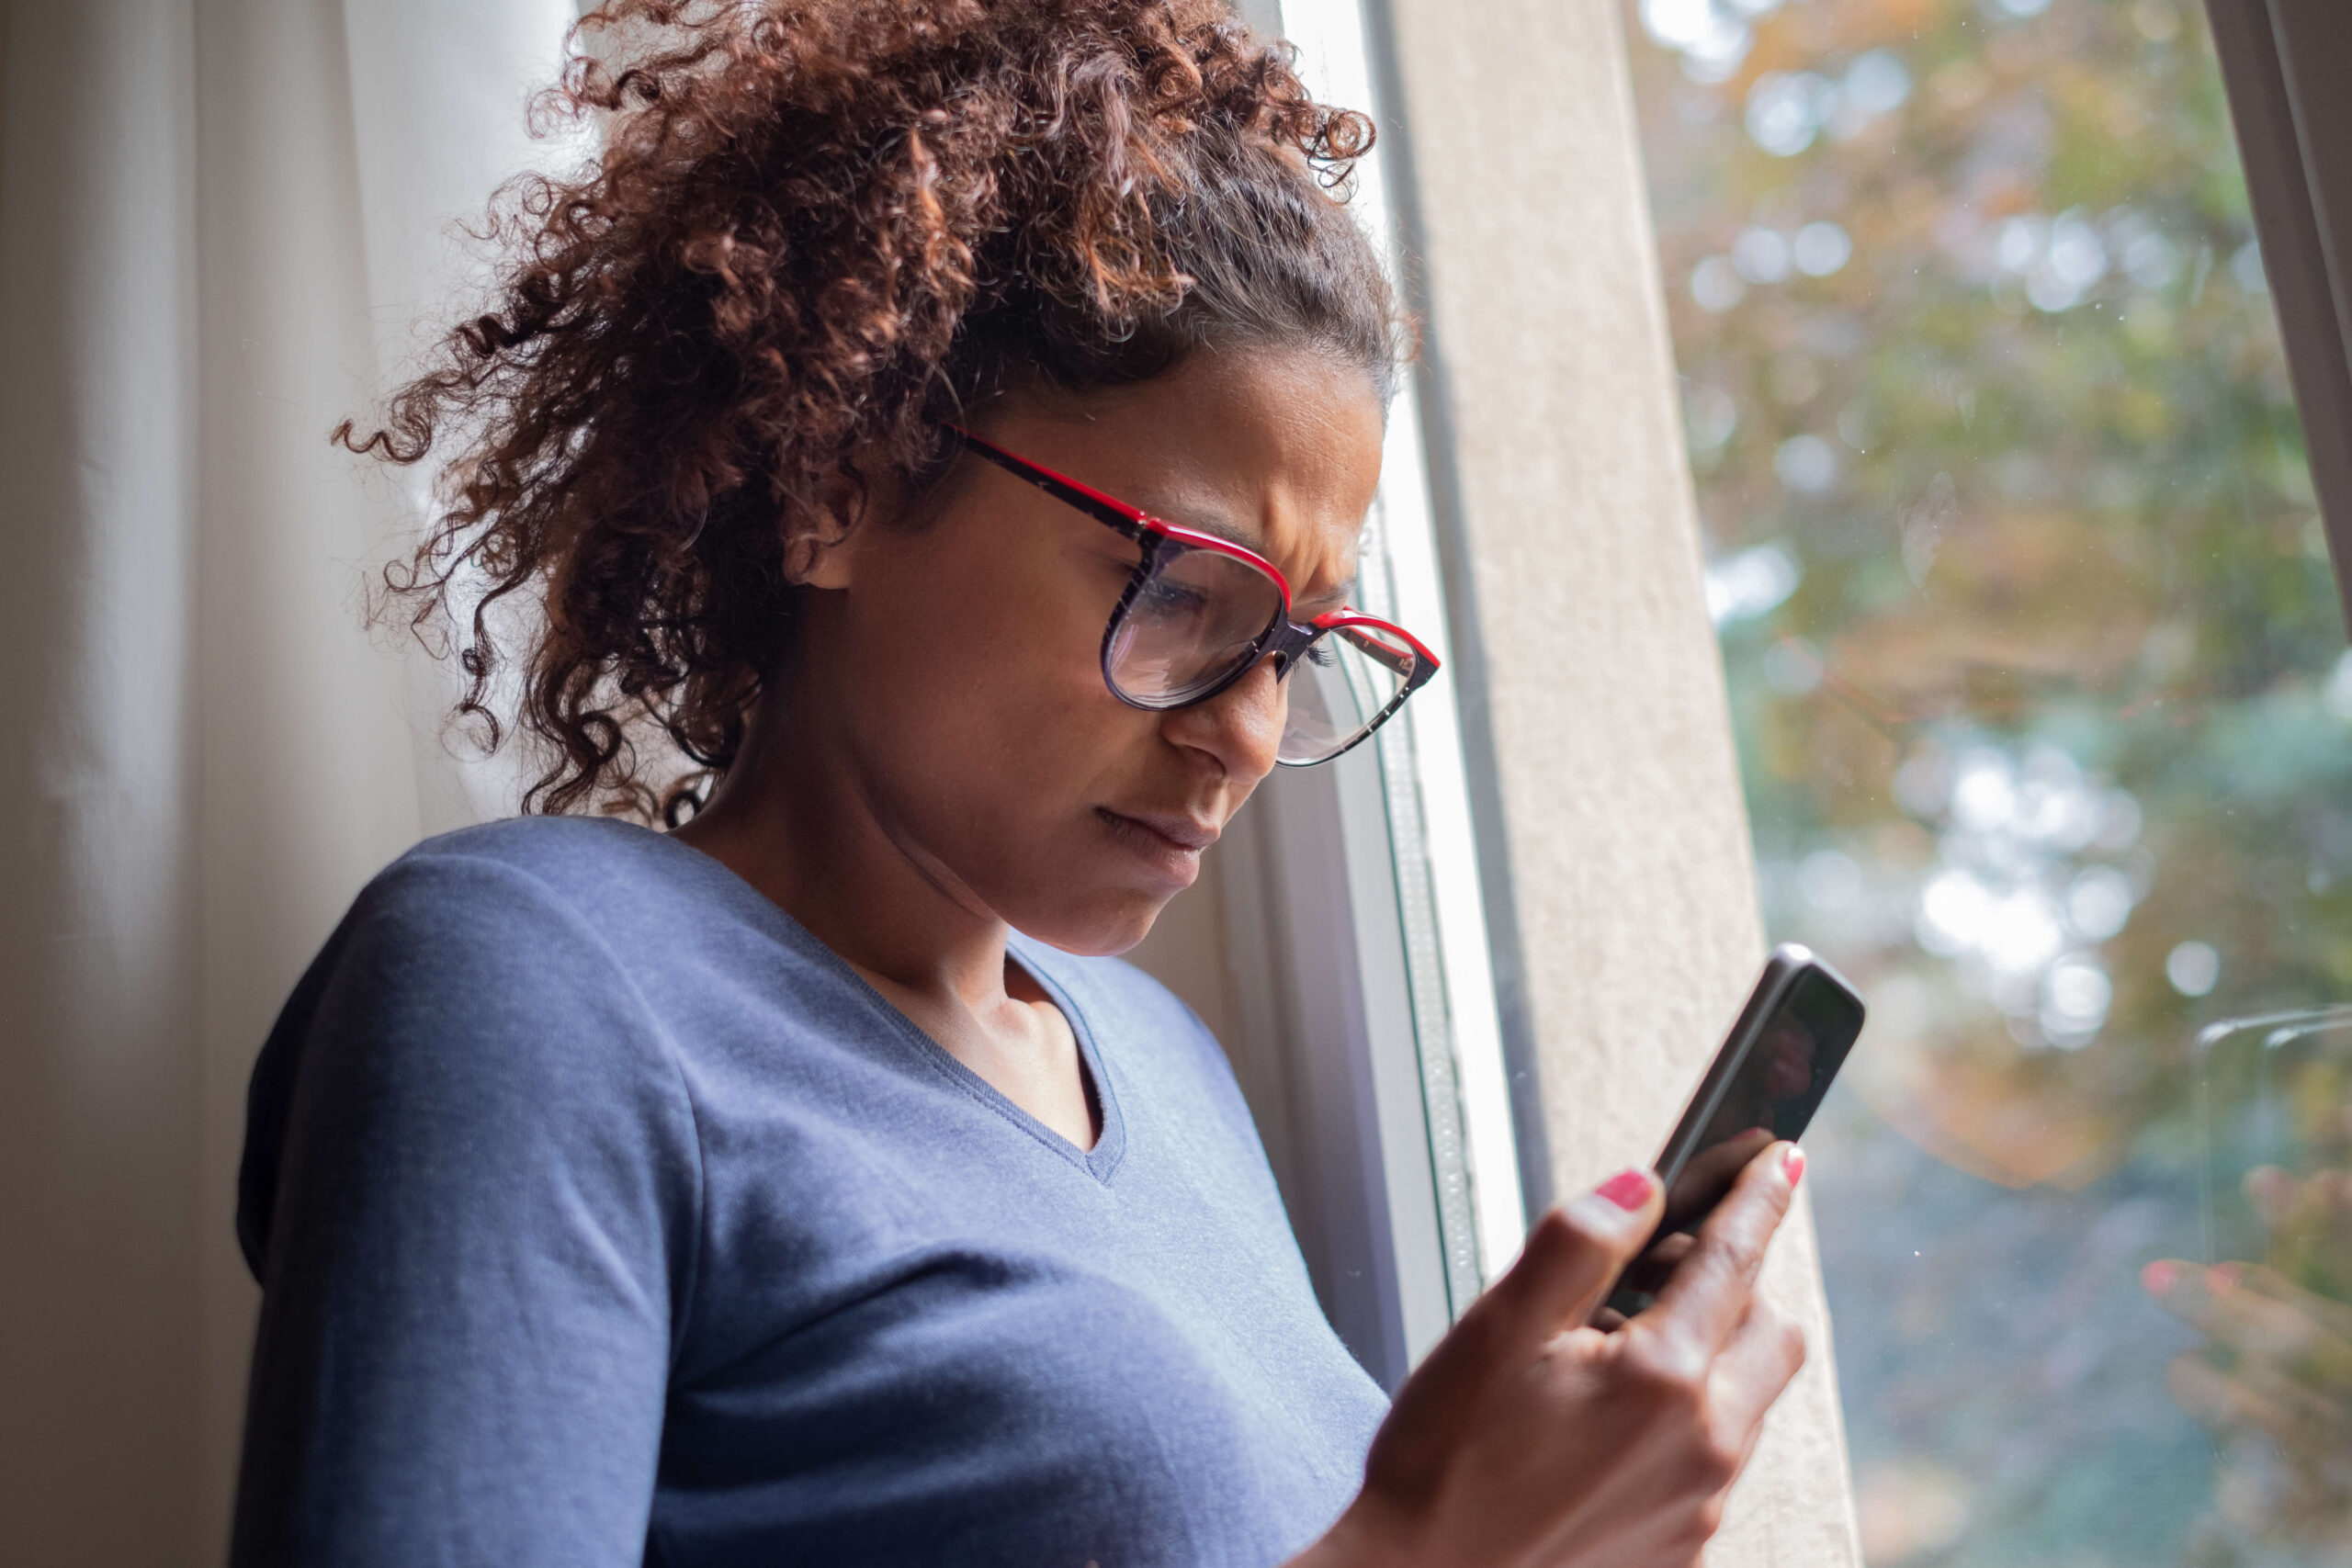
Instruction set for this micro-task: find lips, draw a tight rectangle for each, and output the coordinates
[1094,807,1219,887]
[1104,810,1220,852]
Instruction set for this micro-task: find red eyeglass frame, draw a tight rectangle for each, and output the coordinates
[944,426,1441,764]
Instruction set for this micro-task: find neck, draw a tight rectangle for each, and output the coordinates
[672,678,1101,1153]
[673,688,1015,1020]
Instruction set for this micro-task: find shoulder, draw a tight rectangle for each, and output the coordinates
[240,818,710,1276]
[294,819,662,1030]
[278,814,765,1102]
[342,815,776,975]
[378,814,697,918]
[331,820,640,1001]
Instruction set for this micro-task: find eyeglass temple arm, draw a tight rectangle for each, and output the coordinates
[946,428,1150,543]
[1310,615,1441,682]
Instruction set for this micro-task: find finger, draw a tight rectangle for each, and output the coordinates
[1648,1142,1804,1355]
[2229,1263,2352,1348]
[2323,1169,2352,1215]
[1663,1129,1775,1232]
[2218,1351,2352,1448]
[1476,1170,1665,1344]
[1660,1135,1771,1239]
[2292,1167,2352,1215]
[1623,1232,1700,1295]
[1645,1233,1700,1267]
[1706,1294,1809,1450]
[2244,1165,2300,1226]
[2167,1350,2313,1449]
[2143,1260,2344,1365]
[1484,1168,1662,1338]
[1384,1177,1659,1450]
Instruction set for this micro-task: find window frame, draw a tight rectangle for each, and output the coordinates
[1200,0,1539,1392]
[2207,0,2352,626]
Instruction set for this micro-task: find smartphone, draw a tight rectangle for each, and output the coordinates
[1600,943,1866,1320]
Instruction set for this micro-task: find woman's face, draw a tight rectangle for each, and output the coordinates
[793,345,1386,955]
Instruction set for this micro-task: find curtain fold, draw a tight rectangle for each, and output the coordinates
[1,5,204,1562]
[2,2,571,1560]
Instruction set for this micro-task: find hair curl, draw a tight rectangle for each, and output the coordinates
[342,0,1402,822]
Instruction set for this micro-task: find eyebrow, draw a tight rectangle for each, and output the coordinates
[1295,576,1359,616]
[1136,498,1359,615]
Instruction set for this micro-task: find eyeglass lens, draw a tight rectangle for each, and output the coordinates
[1102,538,1420,764]
[1276,624,1417,764]
[1105,547,1288,707]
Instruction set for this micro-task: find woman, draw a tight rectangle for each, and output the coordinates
[232,3,1809,1563]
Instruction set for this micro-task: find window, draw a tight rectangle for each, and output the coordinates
[1136,0,1533,1390]
[1621,0,2352,1561]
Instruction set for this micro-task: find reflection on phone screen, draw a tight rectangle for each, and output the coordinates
[1660,967,1864,1235]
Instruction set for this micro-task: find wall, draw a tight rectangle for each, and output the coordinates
[1372,0,1864,1558]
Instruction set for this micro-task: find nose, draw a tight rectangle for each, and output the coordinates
[1159,654,1286,784]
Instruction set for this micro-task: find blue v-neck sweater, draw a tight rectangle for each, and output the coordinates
[231,816,1386,1567]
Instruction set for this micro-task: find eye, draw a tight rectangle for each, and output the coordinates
[1303,641,1337,668]
[1137,577,1211,616]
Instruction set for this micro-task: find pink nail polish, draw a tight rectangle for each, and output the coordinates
[1781,1145,1806,1186]
[1597,1168,1654,1211]
[2141,1259,2178,1296]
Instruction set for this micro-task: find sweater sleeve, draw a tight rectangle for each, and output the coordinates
[231,852,702,1568]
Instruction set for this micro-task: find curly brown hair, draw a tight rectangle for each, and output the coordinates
[341,0,1401,822]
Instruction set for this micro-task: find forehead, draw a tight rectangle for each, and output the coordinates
[977,346,1387,605]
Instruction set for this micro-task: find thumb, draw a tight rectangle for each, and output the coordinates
[1363,1168,1664,1498]
[1489,1168,1662,1336]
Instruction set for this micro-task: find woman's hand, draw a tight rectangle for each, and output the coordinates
[1295,1142,1809,1568]
[2142,1166,2352,1549]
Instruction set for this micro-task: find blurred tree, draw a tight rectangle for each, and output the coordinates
[1619,0,2352,1561]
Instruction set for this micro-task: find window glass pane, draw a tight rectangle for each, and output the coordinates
[1623,1,2351,1562]
[1286,0,1530,1301]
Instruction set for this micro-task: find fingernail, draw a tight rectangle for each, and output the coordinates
[1597,1168,1655,1211]
[2141,1259,2178,1296]
[1781,1145,1806,1186]
[2208,1262,2241,1292]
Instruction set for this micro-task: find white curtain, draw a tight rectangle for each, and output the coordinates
[0,2,574,1559]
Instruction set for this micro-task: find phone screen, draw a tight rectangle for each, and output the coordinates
[1600,954,1864,1323]
[1657,960,1865,1235]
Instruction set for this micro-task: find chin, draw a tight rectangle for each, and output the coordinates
[1005,885,1173,959]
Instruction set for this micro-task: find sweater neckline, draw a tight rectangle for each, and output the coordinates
[639,822,1130,1185]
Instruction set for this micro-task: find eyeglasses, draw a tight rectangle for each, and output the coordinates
[947,428,1440,767]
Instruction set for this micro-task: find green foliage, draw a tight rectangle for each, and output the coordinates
[1622,0,2352,1559]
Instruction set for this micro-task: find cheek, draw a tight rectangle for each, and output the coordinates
[849,535,1136,809]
